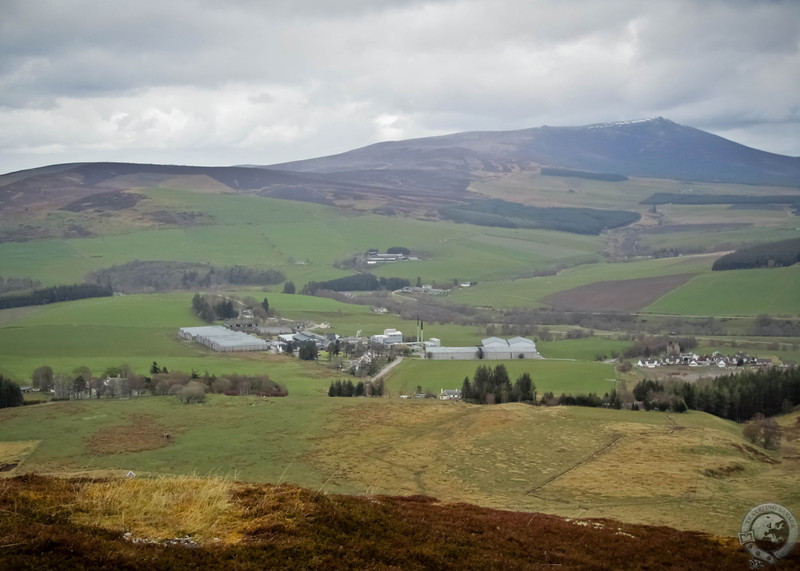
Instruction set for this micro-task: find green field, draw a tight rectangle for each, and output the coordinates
[646,265,800,316]
[381,358,616,397]
[0,188,604,288]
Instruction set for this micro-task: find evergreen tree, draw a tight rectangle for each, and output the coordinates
[514,372,535,402]
[0,376,24,408]
[461,376,472,402]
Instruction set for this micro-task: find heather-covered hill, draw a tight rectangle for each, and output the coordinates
[3,118,799,224]
[0,474,755,570]
[270,117,800,186]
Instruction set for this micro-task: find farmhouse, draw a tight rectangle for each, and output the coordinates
[440,389,462,400]
[426,336,540,360]
[178,326,268,352]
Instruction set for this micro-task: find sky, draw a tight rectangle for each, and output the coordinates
[1,0,799,175]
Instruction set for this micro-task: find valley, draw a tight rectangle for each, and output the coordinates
[1,118,799,566]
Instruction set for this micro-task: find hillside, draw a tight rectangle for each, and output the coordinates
[2,118,799,231]
[0,474,754,570]
[270,117,800,186]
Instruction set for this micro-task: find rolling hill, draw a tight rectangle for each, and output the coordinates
[2,118,799,229]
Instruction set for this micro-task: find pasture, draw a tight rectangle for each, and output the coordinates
[4,394,797,536]
[380,358,616,397]
[645,265,800,316]
[0,187,603,288]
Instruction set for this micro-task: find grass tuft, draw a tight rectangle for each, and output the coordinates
[75,474,239,541]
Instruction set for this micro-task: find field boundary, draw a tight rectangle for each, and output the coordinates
[525,433,623,495]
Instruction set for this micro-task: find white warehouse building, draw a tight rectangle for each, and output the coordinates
[178,326,269,352]
[426,336,540,360]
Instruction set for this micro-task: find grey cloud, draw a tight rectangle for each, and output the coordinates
[1,0,799,173]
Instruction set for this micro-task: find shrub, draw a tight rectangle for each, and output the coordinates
[177,381,206,404]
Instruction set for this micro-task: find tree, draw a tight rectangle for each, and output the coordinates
[514,372,535,402]
[461,377,472,402]
[150,361,162,375]
[178,380,206,404]
[53,373,73,400]
[0,376,23,408]
[743,413,782,450]
[32,365,54,392]
[215,299,237,319]
[298,341,318,361]
[283,281,296,294]
[261,297,270,314]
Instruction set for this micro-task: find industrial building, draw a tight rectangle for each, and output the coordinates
[178,326,269,352]
[426,336,540,360]
[371,328,403,345]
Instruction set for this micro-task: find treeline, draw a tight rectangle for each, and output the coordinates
[26,362,287,401]
[540,167,628,182]
[302,274,410,295]
[440,199,640,235]
[540,390,624,410]
[328,378,385,397]
[641,193,800,209]
[88,261,285,293]
[191,293,238,323]
[621,335,697,359]
[693,366,799,422]
[151,370,288,399]
[711,237,800,271]
[0,276,40,295]
[461,364,536,404]
[747,315,800,338]
[0,283,112,310]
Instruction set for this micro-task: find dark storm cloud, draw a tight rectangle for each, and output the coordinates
[1,0,798,173]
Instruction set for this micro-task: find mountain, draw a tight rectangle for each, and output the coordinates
[2,118,799,229]
[270,117,800,186]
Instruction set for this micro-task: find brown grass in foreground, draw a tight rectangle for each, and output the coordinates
[0,474,778,570]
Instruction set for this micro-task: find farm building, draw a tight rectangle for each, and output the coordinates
[426,336,540,360]
[481,336,539,359]
[178,326,268,352]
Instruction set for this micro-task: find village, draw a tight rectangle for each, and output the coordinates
[636,351,774,369]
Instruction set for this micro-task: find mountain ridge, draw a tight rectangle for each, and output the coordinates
[2,118,799,229]
[267,117,800,186]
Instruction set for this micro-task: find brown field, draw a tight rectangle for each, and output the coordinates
[541,273,695,311]
[87,413,174,455]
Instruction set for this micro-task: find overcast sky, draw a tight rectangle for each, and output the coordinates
[1,0,799,174]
